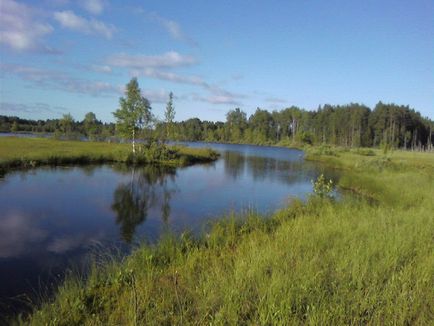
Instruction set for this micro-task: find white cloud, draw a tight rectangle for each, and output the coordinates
[134,68,205,86]
[54,10,115,39]
[192,93,241,106]
[147,12,197,47]
[80,0,104,15]
[141,89,171,104]
[107,51,196,69]
[0,102,68,115]
[0,212,47,258]
[106,50,245,106]
[265,97,287,104]
[0,63,175,104]
[130,66,238,96]
[0,63,58,81]
[0,63,121,97]
[91,64,112,73]
[0,0,54,52]
[116,53,245,106]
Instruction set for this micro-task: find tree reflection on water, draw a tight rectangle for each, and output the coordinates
[111,165,176,243]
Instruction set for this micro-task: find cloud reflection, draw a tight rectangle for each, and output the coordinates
[0,212,47,258]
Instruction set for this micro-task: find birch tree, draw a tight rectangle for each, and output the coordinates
[164,92,175,141]
[113,78,152,154]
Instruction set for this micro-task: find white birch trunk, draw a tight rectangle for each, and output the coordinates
[132,128,136,154]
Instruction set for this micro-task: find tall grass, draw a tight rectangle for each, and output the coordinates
[14,147,434,325]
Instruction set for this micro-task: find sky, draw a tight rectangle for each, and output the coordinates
[0,0,433,122]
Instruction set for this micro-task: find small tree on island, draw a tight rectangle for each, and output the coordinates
[164,92,175,141]
[60,113,74,135]
[113,78,152,154]
[83,112,98,140]
[11,121,18,132]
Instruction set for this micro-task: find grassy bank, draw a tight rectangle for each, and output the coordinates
[0,137,218,175]
[14,147,434,325]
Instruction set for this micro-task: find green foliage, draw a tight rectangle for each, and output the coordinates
[158,102,433,150]
[0,114,116,140]
[0,138,218,175]
[82,112,99,140]
[381,141,393,154]
[226,108,248,142]
[312,144,339,156]
[295,130,314,144]
[58,113,78,139]
[164,92,176,141]
[2,100,433,149]
[311,174,335,199]
[353,148,376,156]
[113,78,153,153]
[10,121,18,132]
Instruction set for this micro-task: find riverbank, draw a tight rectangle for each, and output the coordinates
[0,137,219,176]
[14,146,434,325]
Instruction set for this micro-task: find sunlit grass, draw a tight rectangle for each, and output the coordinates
[11,144,434,325]
[0,137,218,174]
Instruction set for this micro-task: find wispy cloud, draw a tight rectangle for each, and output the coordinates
[80,0,105,15]
[202,85,246,105]
[146,12,197,47]
[265,97,287,104]
[0,101,68,115]
[0,0,56,53]
[132,67,245,106]
[141,89,171,104]
[54,10,115,39]
[191,93,241,106]
[0,212,47,258]
[107,51,196,69]
[1,63,172,104]
[0,63,122,97]
[134,68,205,86]
[90,64,112,73]
[106,49,244,106]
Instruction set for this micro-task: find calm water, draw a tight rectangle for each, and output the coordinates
[0,142,338,316]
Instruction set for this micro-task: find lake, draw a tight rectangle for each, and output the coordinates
[0,142,338,316]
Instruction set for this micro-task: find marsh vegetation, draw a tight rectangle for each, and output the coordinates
[7,146,432,325]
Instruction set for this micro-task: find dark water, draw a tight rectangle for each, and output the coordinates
[0,142,338,316]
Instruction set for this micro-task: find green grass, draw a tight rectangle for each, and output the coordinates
[0,137,218,175]
[13,146,434,325]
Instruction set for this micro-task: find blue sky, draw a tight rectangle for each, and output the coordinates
[0,0,433,122]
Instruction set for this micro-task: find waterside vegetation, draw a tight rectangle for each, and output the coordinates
[3,102,433,151]
[16,147,434,325]
[0,137,218,176]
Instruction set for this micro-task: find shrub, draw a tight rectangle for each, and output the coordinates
[311,174,335,199]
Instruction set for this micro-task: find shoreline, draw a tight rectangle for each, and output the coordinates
[5,140,434,324]
[0,137,219,177]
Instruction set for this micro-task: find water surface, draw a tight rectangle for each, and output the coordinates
[0,142,337,316]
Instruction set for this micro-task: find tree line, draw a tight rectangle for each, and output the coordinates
[0,113,116,141]
[157,103,433,150]
[2,78,433,150]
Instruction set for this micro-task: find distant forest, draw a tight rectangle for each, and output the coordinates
[1,102,433,150]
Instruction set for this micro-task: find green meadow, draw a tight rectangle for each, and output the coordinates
[12,144,433,325]
[0,137,218,175]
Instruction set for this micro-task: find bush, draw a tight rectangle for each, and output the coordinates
[310,144,339,156]
[295,131,314,145]
[311,174,335,199]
